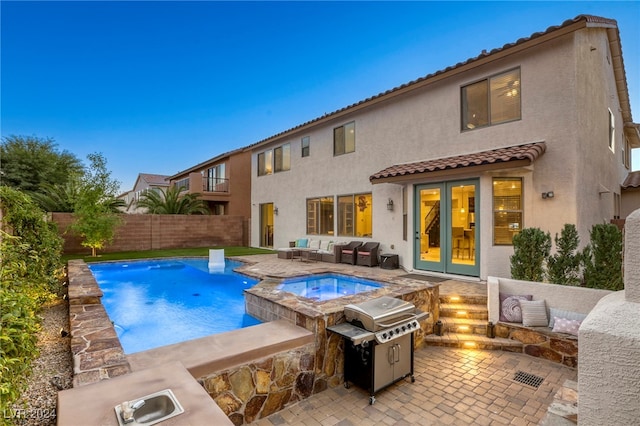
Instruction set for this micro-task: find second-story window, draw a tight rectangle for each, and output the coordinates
[301,136,310,157]
[206,164,226,192]
[462,68,521,131]
[608,108,615,152]
[334,121,355,156]
[257,150,273,176]
[274,144,290,172]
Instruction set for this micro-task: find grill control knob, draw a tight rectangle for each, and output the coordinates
[389,330,394,336]
[382,333,387,339]
[395,328,400,334]
[402,326,406,331]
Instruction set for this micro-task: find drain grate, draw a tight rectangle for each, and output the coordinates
[513,371,544,388]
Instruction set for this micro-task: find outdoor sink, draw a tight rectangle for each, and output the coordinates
[114,389,184,426]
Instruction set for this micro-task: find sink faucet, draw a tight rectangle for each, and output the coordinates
[119,399,145,424]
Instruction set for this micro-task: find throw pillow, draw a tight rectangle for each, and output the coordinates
[548,308,588,328]
[499,293,533,322]
[520,300,549,327]
[552,317,581,336]
[296,238,308,248]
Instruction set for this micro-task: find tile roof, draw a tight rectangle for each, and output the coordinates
[370,142,546,182]
[622,171,640,189]
[140,173,170,186]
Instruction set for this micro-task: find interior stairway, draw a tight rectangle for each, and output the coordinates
[425,292,523,351]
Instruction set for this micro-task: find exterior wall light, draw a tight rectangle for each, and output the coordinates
[386,198,394,211]
[274,207,279,215]
[541,191,554,199]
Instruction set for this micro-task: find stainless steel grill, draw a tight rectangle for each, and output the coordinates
[328,296,428,404]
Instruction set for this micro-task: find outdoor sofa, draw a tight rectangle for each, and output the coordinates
[277,239,345,263]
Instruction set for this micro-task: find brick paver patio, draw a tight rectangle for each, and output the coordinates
[252,346,576,425]
[233,254,576,425]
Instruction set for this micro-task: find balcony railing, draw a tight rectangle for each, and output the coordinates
[203,178,229,193]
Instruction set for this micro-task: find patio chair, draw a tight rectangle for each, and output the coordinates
[356,242,380,267]
[340,241,363,265]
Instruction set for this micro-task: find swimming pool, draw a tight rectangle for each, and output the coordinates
[89,258,261,354]
[277,273,383,301]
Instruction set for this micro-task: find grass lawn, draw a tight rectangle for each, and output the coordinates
[62,246,275,263]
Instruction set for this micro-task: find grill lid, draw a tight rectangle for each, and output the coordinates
[344,296,415,331]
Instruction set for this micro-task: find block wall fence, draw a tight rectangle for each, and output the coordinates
[51,213,249,254]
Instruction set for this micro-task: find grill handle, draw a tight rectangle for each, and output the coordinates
[376,314,417,329]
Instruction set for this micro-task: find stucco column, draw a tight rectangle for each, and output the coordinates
[625,208,640,303]
[578,208,640,425]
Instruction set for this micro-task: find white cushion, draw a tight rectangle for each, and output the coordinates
[552,317,581,336]
[548,308,587,328]
[320,240,331,251]
[520,300,548,327]
[308,239,321,250]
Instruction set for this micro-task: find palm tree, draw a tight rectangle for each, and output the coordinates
[137,186,210,215]
[30,181,126,213]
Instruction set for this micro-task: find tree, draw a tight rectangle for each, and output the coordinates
[137,186,210,215]
[0,135,83,193]
[582,223,623,290]
[547,224,582,285]
[69,153,122,256]
[510,227,552,281]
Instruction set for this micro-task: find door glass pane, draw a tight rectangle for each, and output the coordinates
[451,185,476,265]
[420,188,440,262]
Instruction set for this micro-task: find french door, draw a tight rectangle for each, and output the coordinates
[414,180,479,276]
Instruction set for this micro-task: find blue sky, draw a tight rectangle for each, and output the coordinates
[2,1,639,192]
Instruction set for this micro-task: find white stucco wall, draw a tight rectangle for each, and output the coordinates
[578,208,640,425]
[250,25,628,280]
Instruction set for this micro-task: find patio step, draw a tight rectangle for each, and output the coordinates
[440,317,488,334]
[424,332,523,351]
[426,289,521,351]
[439,303,489,320]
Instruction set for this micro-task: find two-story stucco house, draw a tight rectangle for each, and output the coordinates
[168,147,252,218]
[249,15,639,279]
[119,173,170,214]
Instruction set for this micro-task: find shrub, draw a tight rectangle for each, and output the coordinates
[547,224,582,285]
[510,227,551,281]
[582,223,623,290]
[0,186,64,414]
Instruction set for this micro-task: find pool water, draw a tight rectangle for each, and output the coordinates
[89,258,261,354]
[277,273,383,301]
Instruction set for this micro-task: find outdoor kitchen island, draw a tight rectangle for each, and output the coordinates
[243,271,439,405]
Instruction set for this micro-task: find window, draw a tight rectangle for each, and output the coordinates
[274,144,290,172]
[623,136,631,169]
[257,150,273,176]
[258,144,290,176]
[462,68,521,130]
[334,122,355,156]
[301,136,310,157]
[338,193,372,237]
[608,108,615,152]
[307,197,334,235]
[205,164,227,192]
[175,178,189,191]
[493,178,522,245]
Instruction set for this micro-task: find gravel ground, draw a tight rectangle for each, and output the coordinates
[9,299,73,426]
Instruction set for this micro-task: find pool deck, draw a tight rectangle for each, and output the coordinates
[231,254,576,425]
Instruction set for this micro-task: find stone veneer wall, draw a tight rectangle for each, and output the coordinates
[52,213,247,254]
[199,343,316,425]
[494,323,578,367]
[245,275,438,395]
[66,260,132,386]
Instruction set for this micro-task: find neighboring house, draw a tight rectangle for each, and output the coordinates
[168,148,251,218]
[119,173,170,214]
[622,170,640,218]
[249,15,639,279]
